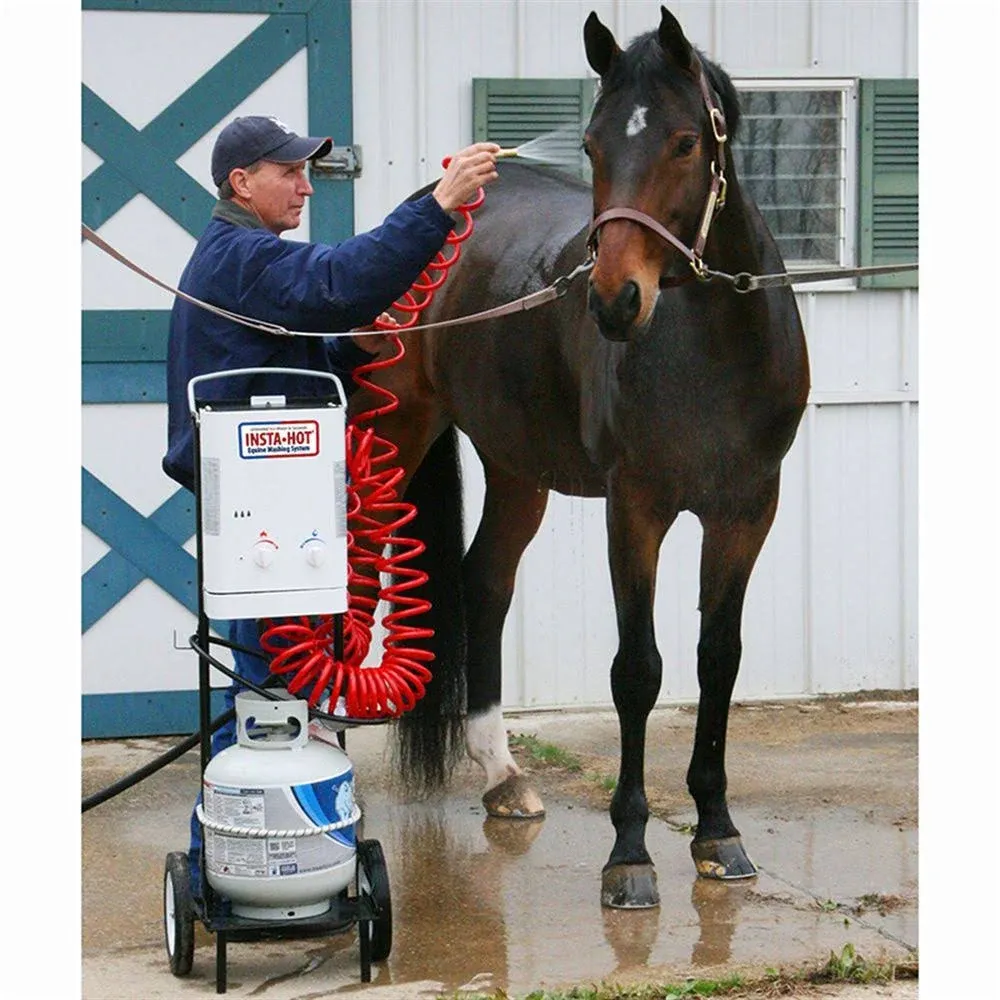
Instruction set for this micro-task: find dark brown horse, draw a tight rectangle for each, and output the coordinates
[349,5,809,908]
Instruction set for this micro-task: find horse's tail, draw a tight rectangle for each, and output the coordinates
[393,424,467,793]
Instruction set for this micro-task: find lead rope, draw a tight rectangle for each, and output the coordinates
[81,222,592,338]
[703,260,919,293]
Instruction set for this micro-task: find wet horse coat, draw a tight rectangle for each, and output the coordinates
[349,7,809,907]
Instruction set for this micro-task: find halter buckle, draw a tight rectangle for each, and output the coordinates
[710,107,728,144]
[690,257,710,281]
[711,161,728,213]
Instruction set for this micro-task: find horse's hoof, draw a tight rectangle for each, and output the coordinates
[601,864,660,909]
[482,774,545,819]
[690,836,758,880]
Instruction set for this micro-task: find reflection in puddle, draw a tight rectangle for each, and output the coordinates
[601,906,661,973]
[482,815,545,856]
[689,876,750,967]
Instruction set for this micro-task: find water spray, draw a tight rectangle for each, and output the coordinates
[492,124,583,171]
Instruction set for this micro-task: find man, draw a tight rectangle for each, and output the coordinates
[162,114,499,897]
[164,114,499,492]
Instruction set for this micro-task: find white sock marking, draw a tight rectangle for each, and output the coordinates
[466,705,520,792]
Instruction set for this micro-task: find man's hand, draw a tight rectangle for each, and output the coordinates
[349,312,398,356]
[432,142,501,212]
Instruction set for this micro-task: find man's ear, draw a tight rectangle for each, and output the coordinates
[229,167,252,199]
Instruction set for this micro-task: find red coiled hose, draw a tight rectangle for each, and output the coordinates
[258,163,482,718]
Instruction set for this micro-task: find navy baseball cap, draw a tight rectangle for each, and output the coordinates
[211,116,332,187]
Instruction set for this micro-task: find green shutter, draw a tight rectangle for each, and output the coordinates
[858,78,918,289]
[472,78,594,180]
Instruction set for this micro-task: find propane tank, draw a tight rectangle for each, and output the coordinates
[200,691,358,920]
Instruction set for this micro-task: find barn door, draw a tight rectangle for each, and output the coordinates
[81,0,354,737]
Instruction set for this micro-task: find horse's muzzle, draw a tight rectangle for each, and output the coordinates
[588,280,641,342]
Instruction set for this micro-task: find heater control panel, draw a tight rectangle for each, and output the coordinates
[196,398,348,619]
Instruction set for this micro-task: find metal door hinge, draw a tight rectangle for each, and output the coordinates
[311,145,363,180]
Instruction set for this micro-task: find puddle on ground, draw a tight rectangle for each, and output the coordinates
[309,791,914,995]
[82,742,916,996]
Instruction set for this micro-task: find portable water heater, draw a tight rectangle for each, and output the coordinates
[199,691,359,920]
[189,368,349,620]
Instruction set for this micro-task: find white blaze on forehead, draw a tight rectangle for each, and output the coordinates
[626,105,648,137]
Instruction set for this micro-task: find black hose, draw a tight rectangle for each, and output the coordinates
[81,706,235,813]
[80,634,270,815]
[82,634,389,814]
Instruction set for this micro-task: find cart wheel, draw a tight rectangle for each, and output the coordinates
[164,852,195,976]
[357,839,392,961]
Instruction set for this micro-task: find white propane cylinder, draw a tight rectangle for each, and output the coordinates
[201,692,357,920]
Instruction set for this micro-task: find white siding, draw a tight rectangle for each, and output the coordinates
[81,0,918,706]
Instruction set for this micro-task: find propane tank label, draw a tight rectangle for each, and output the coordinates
[204,773,355,880]
[238,419,320,459]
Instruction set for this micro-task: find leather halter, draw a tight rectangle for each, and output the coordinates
[586,64,729,282]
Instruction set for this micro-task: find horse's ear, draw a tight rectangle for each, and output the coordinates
[657,5,694,71]
[584,11,620,78]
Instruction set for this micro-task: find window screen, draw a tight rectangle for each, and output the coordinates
[731,88,849,267]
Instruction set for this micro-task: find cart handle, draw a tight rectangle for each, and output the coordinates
[187,367,347,416]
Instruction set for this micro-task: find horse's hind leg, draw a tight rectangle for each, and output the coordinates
[464,465,548,819]
[688,482,780,879]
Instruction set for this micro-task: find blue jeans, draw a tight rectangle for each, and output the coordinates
[188,618,270,899]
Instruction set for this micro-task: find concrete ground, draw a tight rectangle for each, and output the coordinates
[81,697,918,999]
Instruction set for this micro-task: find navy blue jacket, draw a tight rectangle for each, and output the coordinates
[163,195,454,492]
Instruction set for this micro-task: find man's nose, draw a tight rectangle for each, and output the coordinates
[299,174,314,196]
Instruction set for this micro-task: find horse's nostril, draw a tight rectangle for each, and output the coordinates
[615,280,641,326]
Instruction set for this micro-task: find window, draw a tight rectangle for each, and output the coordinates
[731,81,855,271]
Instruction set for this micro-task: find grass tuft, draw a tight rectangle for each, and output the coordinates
[810,942,909,984]
[509,733,584,772]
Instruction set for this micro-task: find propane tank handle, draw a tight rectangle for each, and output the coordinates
[235,691,310,750]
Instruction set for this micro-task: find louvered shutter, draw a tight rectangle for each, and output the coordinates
[858,78,918,288]
[472,78,594,180]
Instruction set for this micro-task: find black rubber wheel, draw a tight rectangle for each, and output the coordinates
[357,839,392,961]
[163,852,195,976]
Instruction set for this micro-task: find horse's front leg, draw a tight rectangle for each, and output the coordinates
[464,465,548,819]
[688,482,780,879]
[601,483,676,908]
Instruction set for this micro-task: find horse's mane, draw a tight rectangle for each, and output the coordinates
[607,32,742,141]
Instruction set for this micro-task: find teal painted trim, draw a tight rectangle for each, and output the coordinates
[84,2,317,12]
[83,87,215,236]
[83,489,196,631]
[83,362,165,403]
[83,310,171,363]
[83,14,307,232]
[306,0,354,243]
[83,688,229,740]
[82,469,198,614]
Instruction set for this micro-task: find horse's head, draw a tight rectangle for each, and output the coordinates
[582,6,739,342]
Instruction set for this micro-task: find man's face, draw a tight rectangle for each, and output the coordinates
[235,159,314,234]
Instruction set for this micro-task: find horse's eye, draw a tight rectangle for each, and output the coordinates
[581,140,593,161]
[676,135,697,157]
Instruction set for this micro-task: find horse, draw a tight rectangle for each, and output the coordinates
[348,5,810,909]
